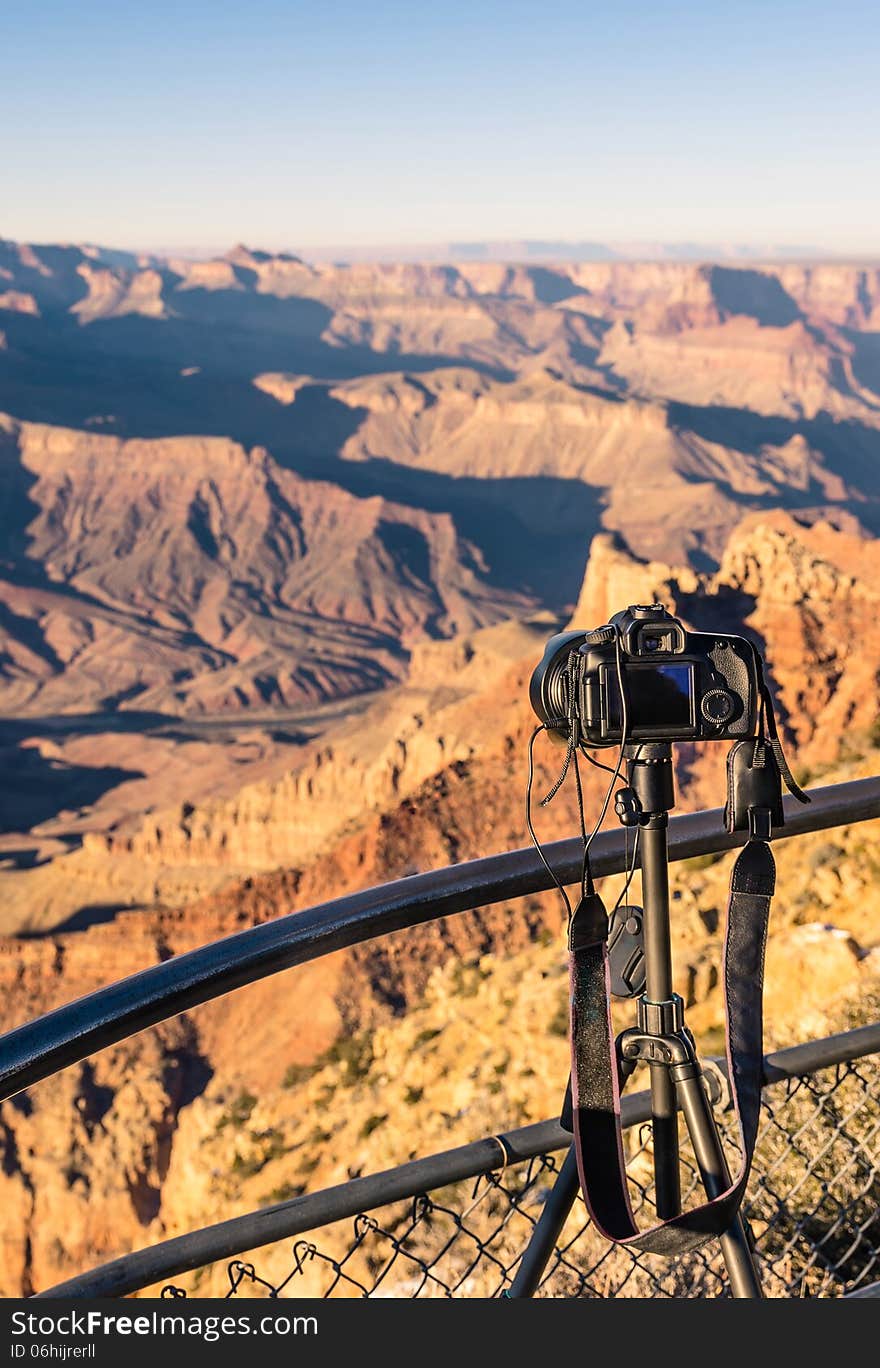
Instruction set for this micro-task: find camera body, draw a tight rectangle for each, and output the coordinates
[530,603,759,747]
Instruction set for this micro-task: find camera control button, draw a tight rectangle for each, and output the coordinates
[701,688,735,723]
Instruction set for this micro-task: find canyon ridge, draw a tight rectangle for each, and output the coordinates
[1,243,879,1294]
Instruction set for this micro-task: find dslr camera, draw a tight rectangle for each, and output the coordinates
[530,604,759,747]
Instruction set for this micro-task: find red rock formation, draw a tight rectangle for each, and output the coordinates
[0,241,879,1292]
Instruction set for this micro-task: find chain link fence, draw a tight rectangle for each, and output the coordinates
[160,1049,880,1300]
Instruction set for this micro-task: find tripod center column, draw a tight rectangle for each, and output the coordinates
[625,742,676,1004]
[624,742,680,1218]
[624,744,678,1001]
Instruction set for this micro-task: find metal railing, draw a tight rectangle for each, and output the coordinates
[164,1035,880,1301]
[1,774,878,1299]
[39,1024,880,1298]
[2,779,878,1105]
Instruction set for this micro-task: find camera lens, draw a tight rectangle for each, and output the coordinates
[643,635,662,652]
[529,630,589,729]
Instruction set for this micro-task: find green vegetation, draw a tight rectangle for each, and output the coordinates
[263,1181,305,1204]
[282,1031,375,1090]
[282,1060,318,1089]
[216,1091,257,1130]
[450,959,493,997]
[359,1113,388,1139]
[326,1031,375,1083]
[231,1127,288,1177]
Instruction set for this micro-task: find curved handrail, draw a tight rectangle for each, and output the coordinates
[1,777,878,1104]
[35,1022,880,1299]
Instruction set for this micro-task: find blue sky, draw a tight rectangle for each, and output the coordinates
[2,0,878,252]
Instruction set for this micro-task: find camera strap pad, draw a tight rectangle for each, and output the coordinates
[724,656,810,832]
[724,738,785,833]
[566,833,775,1254]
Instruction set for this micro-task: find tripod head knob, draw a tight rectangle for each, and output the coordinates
[614,786,641,827]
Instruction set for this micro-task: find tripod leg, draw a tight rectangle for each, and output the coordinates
[673,1065,763,1299]
[505,1145,579,1298]
[506,1055,640,1299]
[648,1071,681,1220]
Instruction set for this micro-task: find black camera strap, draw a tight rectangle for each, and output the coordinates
[567,833,773,1254]
[565,663,808,1255]
[754,653,810,807]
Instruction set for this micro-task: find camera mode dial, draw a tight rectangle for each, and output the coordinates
[583,626,617,646]
[701,688,735,724]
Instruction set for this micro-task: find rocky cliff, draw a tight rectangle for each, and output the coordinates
[2,241,880,1295]
[1,751,877,1297]
[0,516,879,1294]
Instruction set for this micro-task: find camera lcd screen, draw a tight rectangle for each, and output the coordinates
[606,662,694,730]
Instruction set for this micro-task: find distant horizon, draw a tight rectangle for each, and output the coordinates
[225,239,880,266]
[5,233,880,268]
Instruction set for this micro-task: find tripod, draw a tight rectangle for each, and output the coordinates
[509,742,763,1299]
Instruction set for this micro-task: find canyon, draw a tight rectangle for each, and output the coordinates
[1,242,879,1294]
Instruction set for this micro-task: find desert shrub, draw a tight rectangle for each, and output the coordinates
[216,1091,257,1130]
